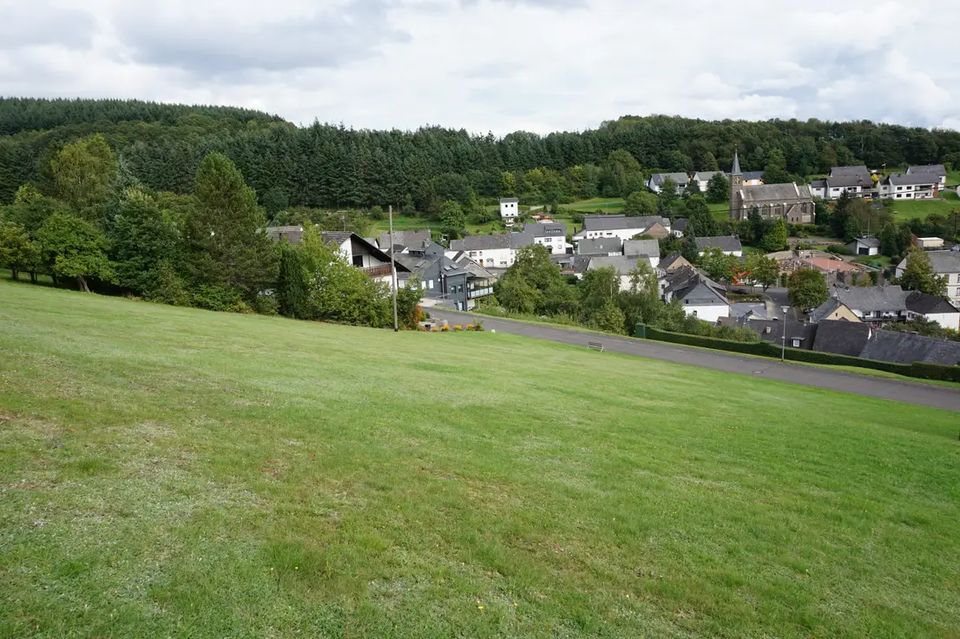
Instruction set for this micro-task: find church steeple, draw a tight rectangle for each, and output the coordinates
[729,148,744,221]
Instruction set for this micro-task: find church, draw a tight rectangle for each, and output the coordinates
[728,151,815,224]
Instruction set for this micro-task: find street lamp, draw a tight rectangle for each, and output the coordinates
[780,305,790,362]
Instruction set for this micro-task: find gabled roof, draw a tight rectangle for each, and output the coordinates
[581,214,649,232]
[623,239,660,258]
[886,173,939,186]
[499,197,519,203]
[693,170,723,182]
[830,165,870,177]
[586,255,644,276]
[659,253,692,272]
[860,331,960,366]
[812,320,871,357]
[377,229,431,252]
[809,298,859,323]
[832,285,908,313]
[695,235,743,253]
[923,250,960,274]
[320,230,353,246]
[576,237,623,255]
[740,183,812,202]
[906,164,946,176]
[905,291,959,315]
[650,172,689,186]
[450,232,529,251]
[742,170,764,181]
[521,221,566,238]
[809,179,827,189]
[673,217,689,233]
[826,174,873,188]
[663,266,729,306]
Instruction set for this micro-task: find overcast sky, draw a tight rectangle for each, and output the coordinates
[2,0,958,134]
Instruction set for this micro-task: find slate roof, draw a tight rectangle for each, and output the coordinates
[860,331,960,366]
[905,291,959,315]
[832,285,908,313]
[450,232,530,251]
[663,266,729,306]
[826,174,873,188]
[740,318,818,345]
[377,229,431,251]
[265,225,305,244]
[586,255,644,276]
[695,235,743,253]
[742,171,764,181]
[650,172,689,186]
[739,183,812,202]
[830,165,871,177]
[693,170,723,182]
[576,237,623,255]
[499,197,519,203]
[673,217,689,233]
[809,179,827,189]
[812,320,871,357]
[581,214,649,232]
[906,164,946,176]
[623,239,660,258]
[923,250,960,274]
[521,222,567,238]
[321,231,353,245]
[886,173,939,186]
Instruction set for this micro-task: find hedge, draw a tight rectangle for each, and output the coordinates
[636,324,960,382]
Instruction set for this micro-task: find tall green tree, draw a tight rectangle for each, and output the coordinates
[685,196,716,236]
[276,243,309,319]
[705,172,729,204]
[36,212,113,292]
[623,190,657,216]
[787,268,828,310]
[438,200,466,240]
[745,253,779,291]
[50,134,117,215]
[762,149,791,185]
[183,152,276,303]
[108,188,182,296]
[898,247,947,297]
[0,221,41,280]
[760,218,788,252]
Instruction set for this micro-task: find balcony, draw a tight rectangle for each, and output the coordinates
[360,264,393,279]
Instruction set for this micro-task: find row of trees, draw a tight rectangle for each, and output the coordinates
[0,134,420,328]
[3,99,959,211]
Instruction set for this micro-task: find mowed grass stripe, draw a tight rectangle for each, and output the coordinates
[1,281,958,638]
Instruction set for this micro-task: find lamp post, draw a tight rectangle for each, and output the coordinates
[780,305,789,362]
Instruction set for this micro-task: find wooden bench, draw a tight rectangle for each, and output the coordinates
[587,341,604,352]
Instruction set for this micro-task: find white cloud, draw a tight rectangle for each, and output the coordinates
[0,0,957,133]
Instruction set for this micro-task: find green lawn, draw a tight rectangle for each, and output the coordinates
[2,282,960,637]
[889,192,960,220]
[558,197,626,213]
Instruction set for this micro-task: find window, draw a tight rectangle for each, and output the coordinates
[352,255,364,267]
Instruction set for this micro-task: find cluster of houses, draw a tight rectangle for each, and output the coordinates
[809,164,948,201]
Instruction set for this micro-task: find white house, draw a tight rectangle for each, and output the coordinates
[661,266,730,323]
[905,292,960,331]
[847,236,880,256]
[906,164,947,189]
[520,222,568,255]
[448,233,521,269]
[896,250,960,307]
[647,172,689,194]
[576,237,623,256]
[692,171,723,193]
[499,198,519,223]
[586,255,649,291]
[878,173,940,200]
[320,231,410,289]
[573,214,670,242]
[695,235,743,257]
[915,237,944,250]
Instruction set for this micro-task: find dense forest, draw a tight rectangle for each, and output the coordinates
[2,98,959,215]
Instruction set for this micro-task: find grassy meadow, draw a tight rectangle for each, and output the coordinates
[2,282,960,637]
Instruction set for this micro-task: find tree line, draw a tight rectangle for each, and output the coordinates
[0,133,420,328]
[2,98,959,215]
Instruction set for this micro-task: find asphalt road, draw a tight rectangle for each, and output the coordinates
[431,309,960,412]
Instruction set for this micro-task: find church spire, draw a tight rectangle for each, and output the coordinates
[731,148,742,176]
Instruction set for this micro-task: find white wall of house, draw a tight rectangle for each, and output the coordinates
[533,236,566,255]
[683,303,729,323]
[923,311,960,331]
[459,247,516,268]
[878,183,938,200]
[810,184,827,198]
[698,248,742,258]
[576,228,646,242]
[500,201,519,219]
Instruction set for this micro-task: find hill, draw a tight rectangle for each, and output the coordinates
[1,281,959,637]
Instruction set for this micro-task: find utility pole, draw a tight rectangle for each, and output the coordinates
[389,205,399,332]
[781,305,789,362]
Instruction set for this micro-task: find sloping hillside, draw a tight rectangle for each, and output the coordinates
[1,281,958,638]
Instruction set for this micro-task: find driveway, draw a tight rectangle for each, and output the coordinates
[430,309,960,412]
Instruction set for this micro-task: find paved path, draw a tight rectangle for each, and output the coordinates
[431,310,960,412]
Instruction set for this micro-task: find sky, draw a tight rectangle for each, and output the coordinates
[1,0,958,134]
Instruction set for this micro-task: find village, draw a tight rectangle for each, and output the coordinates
[266,157,960,369]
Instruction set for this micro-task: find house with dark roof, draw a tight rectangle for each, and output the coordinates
[623,239,661,268]
[896,250,960,307]
[661,266,731,322]
[658,253,693,273]
[812,320,872,357]
[812,320,960,365]
[808,298,861,323]
[377,229,431,253]
[878,172,941,200]
[671,217,689,238]
[448,232,529,269]
[830,284,909,323]
[906,164,947,188]
[695,235,743,257]
[576,237,623,256]
[396,241,494,310]
[720,316,817,349]
[519,222,567,255]
[647,172,689,194]
[905,291,960,330]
